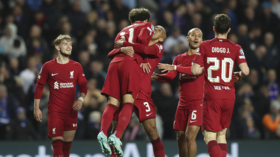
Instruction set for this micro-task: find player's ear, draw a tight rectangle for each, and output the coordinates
[144,19,148,22]
[186,36,189,42]
[55,45,59,51]
[213,26,215,32]
[227,28,231,34]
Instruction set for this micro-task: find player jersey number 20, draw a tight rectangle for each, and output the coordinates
[120,28,134,43]
[207,57,234,83]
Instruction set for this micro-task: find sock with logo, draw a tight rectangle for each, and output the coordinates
[115,103,134,138]
[100,104,118,136]
[219,143,228,157]
[151,137,165,157]
[52,140,64,157]
[62,141,72,157]
[207,140,222,157]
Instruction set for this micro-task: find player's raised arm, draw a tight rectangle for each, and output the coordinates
[34,64,49,122]
[73,64,88,111]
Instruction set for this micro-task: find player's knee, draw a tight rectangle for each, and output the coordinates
[185,132,196,143]
[176,131,185,141]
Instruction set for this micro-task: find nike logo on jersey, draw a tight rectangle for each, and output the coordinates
[73,123,77,127]
[190,120,196,123]
[146,113,153,117]
[51,73,58,76]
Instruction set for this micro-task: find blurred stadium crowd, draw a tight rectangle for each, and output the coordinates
[0,0,280,141]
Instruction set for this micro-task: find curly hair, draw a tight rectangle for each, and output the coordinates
[214,14,231,34]
[128,8,151,23]
[53,34,72,46]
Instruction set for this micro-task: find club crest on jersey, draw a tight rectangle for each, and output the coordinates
[70,71,74,78]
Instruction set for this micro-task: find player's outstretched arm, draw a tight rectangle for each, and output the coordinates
[155,71,177,82]
[191,63,203,75]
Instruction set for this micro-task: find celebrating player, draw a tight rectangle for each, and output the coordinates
[153,28,204,157]
[98,8,155,156]
[108,25,167,157]
[34,35,88,157]
[191,14,250,157]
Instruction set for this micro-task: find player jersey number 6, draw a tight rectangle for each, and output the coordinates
[207,57,234,83]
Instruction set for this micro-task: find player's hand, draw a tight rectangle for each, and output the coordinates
[120,47,134,57]
[151,72,158,80]
[158,63,175,72]
[34,108,42,122]
[115,39,125,48]
[73,100,83,111]
[140,63,151,73]
[234,71,242,82]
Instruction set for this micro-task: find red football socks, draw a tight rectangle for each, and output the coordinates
[52,140,64,157]
[62,141,72,157]
[151,137,165,157]
[115,103,133,138]
[219,143,228,157]
[207,140,222,157]
[100,104,118,136]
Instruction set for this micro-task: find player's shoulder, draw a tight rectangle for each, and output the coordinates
[200,39,213,47]
[154,43,164,53]
[69,59,82,67]
[42,59,56,67]
[140,22,154,30]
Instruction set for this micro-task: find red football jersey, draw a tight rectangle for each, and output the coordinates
[193,38,247,100]
[35,58,87,113]
[111,22,154,64]
[137,43,164,101]
[157,53,204,108]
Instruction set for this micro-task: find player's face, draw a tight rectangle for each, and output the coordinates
[187,29,203,49]
[58,40,72,57]
[151,26,166,42]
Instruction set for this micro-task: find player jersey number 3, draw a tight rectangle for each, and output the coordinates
[207,57,234,83]
[120,28,134,43]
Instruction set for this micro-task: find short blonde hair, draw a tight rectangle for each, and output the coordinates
[53,34,72,46]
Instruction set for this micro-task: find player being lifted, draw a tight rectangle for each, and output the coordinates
[153,28,204,157]
[34,35,88,157]
[98,8,155,156]
[191,14,249,157]
[108,25,167,157]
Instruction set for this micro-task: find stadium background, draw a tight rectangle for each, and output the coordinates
[0,0,280,156]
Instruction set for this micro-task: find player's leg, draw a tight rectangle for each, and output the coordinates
[185,101,203,157]
[100,96,121,136]
[202,100,222,157]
[98,96,120,156]
[49,112,65,157]
[176,130,188,157]
[185,125,200,157]
[62,130,76,157]
[99,62,121,136]
[108,60,141,157]
[217,100,235,157]
[174,108,188,157]
[142,119,165,157]
[217,128,227,157]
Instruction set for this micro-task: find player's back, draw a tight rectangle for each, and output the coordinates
[200,38,246,100]
[111,22,154,63]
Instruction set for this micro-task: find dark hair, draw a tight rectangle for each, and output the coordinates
[214,14,231,34]
[128,8,151,23]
